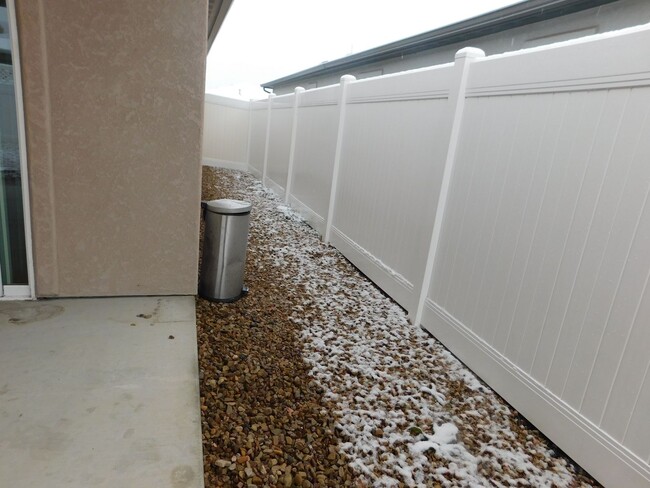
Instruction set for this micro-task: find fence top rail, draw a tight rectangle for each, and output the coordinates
[299,83,339,96]
[478,21,650,63]
[300,85,339,107]
[272,92,296,103]
[235,22,650,104]
[467,22,650,96]
[204,93,251,109]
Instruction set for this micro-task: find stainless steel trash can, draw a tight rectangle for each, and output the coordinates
[199,199,252,302]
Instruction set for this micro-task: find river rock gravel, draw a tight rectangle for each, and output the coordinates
[197,167,599,488]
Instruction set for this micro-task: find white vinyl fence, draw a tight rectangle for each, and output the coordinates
[202,25,650,488]
[202,94,250,170]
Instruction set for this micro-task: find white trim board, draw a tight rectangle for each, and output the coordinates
[421,300,650,488]
[6,0,35,299]
[1,285,31,299]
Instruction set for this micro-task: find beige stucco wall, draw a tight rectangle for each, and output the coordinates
[16,1,206,297]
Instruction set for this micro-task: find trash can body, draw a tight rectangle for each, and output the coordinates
[199,199,251,302]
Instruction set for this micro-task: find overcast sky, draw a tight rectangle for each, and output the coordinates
[205,0,523,99]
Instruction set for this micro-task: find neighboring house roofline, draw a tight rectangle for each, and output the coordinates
[261,0,616,89]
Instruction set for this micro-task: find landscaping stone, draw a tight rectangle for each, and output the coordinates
[197,167,599,487]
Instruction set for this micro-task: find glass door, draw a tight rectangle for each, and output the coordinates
[0,0,29,297]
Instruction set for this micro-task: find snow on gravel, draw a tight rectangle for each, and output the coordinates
[217,169,596,488]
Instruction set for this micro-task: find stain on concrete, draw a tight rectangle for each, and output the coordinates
[170,465,195,488]
[85,407,96,414]
[0,384,8,395]
[152,298,162,323]
[82,367,148,387]
[114,437,162,472]
[130,438,161,463]
[135,298,163,326]
[0,303,64,325]
[10,425,73,460]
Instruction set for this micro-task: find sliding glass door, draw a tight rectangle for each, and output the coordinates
[0,0,29,297]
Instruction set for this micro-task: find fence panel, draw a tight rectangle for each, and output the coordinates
[248,100,268,176]
[203,24,650,488]
[202,94,250,170]
[423,26,650,488]
[289,85,339,234]
[266,93,294,193]
[331,66,454,313]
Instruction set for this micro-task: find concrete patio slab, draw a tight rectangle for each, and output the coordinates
[0,296,203,488]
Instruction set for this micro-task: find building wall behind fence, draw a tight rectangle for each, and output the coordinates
[203,25,650,488]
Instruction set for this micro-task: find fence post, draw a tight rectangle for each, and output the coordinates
[414,47,484,327]
[324,74,356,244]
[245,98,253,172]
[262,93,276,186]
[285,87,305,203]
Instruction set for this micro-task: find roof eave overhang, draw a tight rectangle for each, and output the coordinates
[208,0,235,52]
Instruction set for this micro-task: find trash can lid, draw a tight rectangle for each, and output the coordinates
[202,198,252,215]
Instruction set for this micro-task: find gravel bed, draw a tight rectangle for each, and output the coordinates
[197,167,599,487]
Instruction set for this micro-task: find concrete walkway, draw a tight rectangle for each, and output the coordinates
[0,296,203,488]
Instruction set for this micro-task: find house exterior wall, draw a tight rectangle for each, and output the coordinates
[15,1,207,297]
[271,0,650,94]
